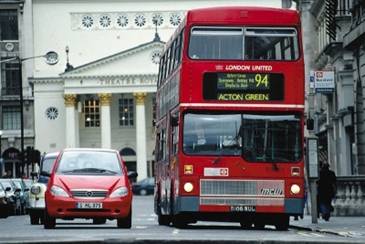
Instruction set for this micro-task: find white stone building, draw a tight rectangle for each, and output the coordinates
[0,0,290,179]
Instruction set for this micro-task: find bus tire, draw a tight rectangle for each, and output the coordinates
[275,215,289,231]
[172,215,188,229]
[158,213,171,226]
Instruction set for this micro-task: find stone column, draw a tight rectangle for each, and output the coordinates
[134,92,147,180]
[98,93,112,149]
[64,94,77,148]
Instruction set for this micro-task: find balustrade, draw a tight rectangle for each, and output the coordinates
[332,176,365,216]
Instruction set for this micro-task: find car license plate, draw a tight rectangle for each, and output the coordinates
[77,202,103,209]
[230,205,256,212]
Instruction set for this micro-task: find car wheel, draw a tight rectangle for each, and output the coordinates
[139,189,147,196]
[43,209,56,229]
[30,214,39,225]
[117,209,132,229]
[93,218,106,224]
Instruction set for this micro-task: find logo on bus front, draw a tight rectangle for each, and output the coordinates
[260,188,283,196]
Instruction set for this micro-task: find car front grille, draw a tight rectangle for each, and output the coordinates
[71,189,108,198]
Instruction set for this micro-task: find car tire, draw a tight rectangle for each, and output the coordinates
[117,209,132,228]
[43,209,56,229]
[139,189,147,196]
[93,218,107,224]
[30,214,39,225]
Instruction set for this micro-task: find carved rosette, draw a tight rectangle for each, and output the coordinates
[98,93,112,106]
[64,94,77,107]
[133,92,147,105]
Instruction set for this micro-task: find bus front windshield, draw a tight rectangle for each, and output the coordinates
[183,113,302,162]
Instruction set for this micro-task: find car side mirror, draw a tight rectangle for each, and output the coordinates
[127,171,138,179]
[24,188,30,192]
[5,187,11,192]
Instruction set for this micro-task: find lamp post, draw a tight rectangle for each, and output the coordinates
[0,52,58,177]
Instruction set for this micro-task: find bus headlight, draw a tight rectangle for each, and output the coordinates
[290,184,301,194]
[183,182,194,193]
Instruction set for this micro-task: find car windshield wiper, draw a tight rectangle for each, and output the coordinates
[61,168,118,174]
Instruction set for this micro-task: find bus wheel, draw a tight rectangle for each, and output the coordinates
[158,213,171,226]
[172,215,188,229]
[275,215,289,231]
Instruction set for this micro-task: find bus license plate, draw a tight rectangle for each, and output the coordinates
[77,202,103,209]
[230,205,256,212]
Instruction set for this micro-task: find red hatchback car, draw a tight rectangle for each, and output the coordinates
[44,148,137,229]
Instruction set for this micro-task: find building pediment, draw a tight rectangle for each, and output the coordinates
[60,40,164,79]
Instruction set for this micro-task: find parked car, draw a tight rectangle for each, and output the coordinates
[28,152,59,225]
[0,182,12,218]
[11,178,30,214]
[0,179,21,215]
[44,148,137,229]
[132,177,155,195]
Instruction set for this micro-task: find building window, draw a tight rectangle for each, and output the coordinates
[0,10,18,40]
[84,99,100,127]
[119,96,134,126]
[152,95,156,126]
[1,60,20,96]
[2,106,20,130]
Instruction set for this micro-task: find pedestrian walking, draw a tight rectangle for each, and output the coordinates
[317,162,337,221]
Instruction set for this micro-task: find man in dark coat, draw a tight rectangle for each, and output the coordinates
[318,163,337,221]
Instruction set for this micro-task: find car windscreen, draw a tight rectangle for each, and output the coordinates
[56,151,123,175]
[41,156,56,175]
[0,181,13,190]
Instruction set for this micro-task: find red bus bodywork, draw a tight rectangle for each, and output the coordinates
[155,7,305,230]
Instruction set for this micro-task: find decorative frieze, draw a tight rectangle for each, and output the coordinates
[134,92,147,105]
[71,11,185,31]
[64,94,77,107]
[98,93,113,106]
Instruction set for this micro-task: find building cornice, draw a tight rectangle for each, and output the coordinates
[60,41,164,77]
[29,77,64,84]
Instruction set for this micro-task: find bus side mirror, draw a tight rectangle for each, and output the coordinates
[171,116,178,127]
[306,118,314,130]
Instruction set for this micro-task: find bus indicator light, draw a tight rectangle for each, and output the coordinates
[184,165,193,175]
[291,167,300,176]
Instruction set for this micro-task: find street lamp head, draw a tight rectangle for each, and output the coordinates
[44,51,59,65]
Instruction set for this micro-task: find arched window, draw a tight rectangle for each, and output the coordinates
[119,147,136,156]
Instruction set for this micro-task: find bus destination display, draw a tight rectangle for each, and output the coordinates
[203,73,284,101]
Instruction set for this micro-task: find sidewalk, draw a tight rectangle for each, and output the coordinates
[290,215,365,238]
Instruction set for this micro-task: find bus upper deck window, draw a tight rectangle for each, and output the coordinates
[189,27,243,60]
[244,28,299,61]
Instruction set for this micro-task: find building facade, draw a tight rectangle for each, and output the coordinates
[0,0,291,179]
[299,0,365,215]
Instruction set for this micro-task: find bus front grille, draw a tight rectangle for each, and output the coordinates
[200,197,284,206]
[200,179,284,197]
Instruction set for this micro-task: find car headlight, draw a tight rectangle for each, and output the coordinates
[50,186,69,197]
[31,185,41,195]
[110,187,128,198]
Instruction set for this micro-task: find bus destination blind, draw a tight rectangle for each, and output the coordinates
[203,73,284,101]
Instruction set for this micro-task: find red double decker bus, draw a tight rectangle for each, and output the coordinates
[154,6,304,230]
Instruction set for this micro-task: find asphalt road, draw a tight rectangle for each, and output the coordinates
[0,196,362,243]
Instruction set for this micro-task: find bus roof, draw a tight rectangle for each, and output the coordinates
[186,6,300,26]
